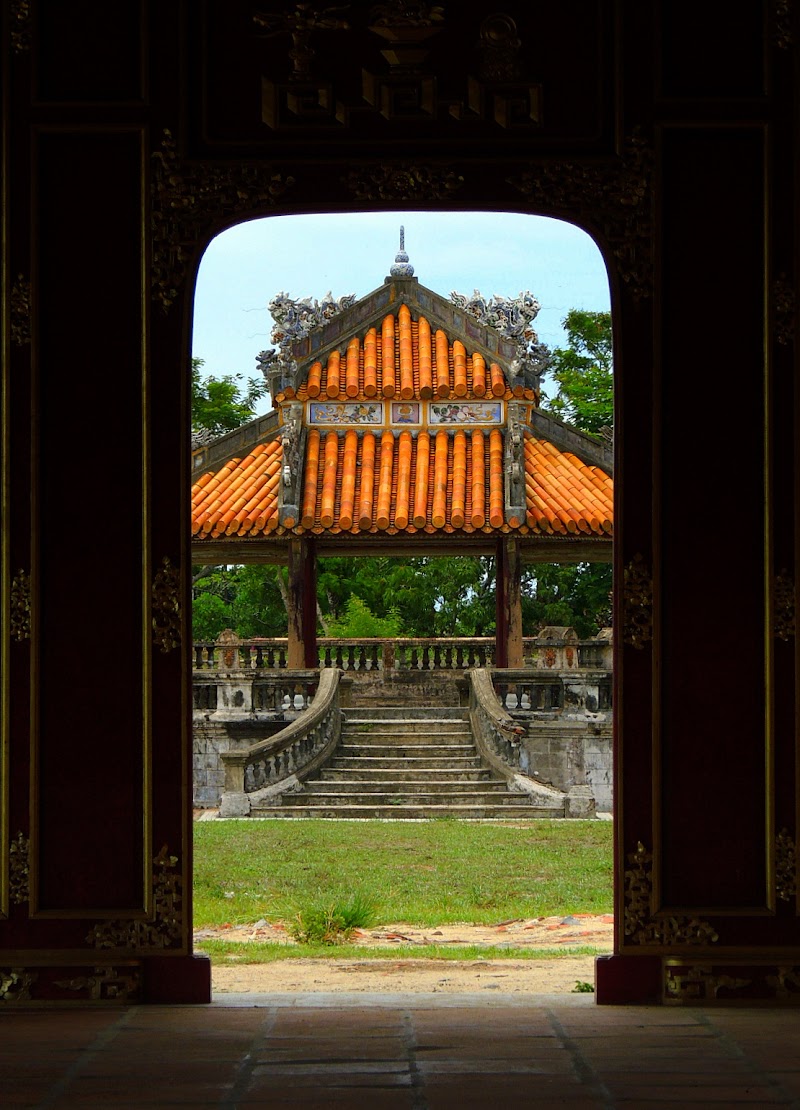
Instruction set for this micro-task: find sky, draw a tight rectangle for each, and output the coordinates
[192,211,611,414]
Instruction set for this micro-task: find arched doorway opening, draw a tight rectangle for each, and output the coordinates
[187,212,612,994]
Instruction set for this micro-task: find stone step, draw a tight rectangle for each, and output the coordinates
[342,708,470,721]
[280,790,527,806]
[340,733,473,745]
[302,779,510,794]
[326,755,484,771]
[342,721,471,735]
[320,767,494,782]
[336,743,477,758]
[250,803,563,820]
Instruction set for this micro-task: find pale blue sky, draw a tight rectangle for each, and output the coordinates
[192,211,611,412]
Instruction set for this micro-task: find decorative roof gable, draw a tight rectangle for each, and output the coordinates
[191,234,613,551]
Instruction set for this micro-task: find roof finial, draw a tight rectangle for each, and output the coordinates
[390,225,415,277]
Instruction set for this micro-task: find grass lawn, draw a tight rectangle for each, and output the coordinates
[193,819,613,933]
[198,939,604,964]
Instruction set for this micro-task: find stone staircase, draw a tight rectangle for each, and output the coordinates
[250,707,565,819]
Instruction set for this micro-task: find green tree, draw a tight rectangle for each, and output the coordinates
[532,310,614,636]
[192,565,287,640]
[328,597,403,638]
[545,309,613,435]
[192,590,232,641]
[191,357,268,436]
[522,563,612,639]
[315,556,496,638]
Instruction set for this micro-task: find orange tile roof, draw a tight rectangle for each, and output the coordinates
[524,437,613,536]
[279,308,537,405]
[191,430,613,540]
[190,307,611,544]
[192,440,283,538]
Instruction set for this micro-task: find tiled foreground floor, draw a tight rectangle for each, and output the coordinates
[4,993,800,1107]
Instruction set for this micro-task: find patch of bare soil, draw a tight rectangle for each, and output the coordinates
[196,914,614,995]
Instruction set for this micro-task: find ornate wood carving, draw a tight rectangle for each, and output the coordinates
[255,5,540,131]
[152,557,181,654]
[508,133,654,298]
[664,964,753,1002]
[665,962,800,1002]
[622,554,653,650]
[87,845,182,950]
[10,274,31,346]
[776,828,797,902]
[151,130,295,311]
[775,0,795,49]
[774,275,797,345]
[363,4,443,122]
[10,570,31,643]
[343,163,464,201]
[774,572,796,641]
[0,968,36,1002]
[53,966,141,1001]
[254,4,350,83]
[624,842,719,946]
[9,832,30,905]
[10,1,32,54]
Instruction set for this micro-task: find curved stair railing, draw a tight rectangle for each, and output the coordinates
[469,669,578,813]
[219,668,346,817]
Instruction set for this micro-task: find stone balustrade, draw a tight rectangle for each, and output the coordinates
[492,667,612,716]
[470,669,596,818]
[218,667,348,817]
[193,630,612,676]
[194,630,613,809]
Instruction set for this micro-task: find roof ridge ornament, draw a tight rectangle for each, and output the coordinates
[257,289,356,399]
[450,287,550,396]
[389,225,415,277]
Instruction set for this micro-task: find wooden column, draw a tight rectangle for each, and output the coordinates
[495,537,523,668]
[287,537,317,669]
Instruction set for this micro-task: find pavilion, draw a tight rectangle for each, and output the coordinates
[191,235,613,668]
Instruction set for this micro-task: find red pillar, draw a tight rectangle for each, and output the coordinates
[495,537,523,668]
[287,537,317,669]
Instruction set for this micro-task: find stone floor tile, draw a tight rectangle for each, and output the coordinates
[4,1079,63,1108]
[422,1076,602,1109]
[759,1072,800,1096]
[253,1040,407,1062]
[237,1087,416,1109]
[606,1083,787,1102]
[413,1037,569,1056]
[590,1056,749,1075]
[416,1059,572,1075]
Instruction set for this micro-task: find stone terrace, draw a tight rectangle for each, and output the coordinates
[5,997,800,1107]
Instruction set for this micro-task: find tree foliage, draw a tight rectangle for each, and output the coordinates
[522,563,612,639]
[545,309,613,435]
[317,556,496,638]
[192,565,286,640]
[327,596,403,639]
[191,357,268,436]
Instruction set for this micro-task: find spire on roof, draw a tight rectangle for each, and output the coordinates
[390,225,415,277]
